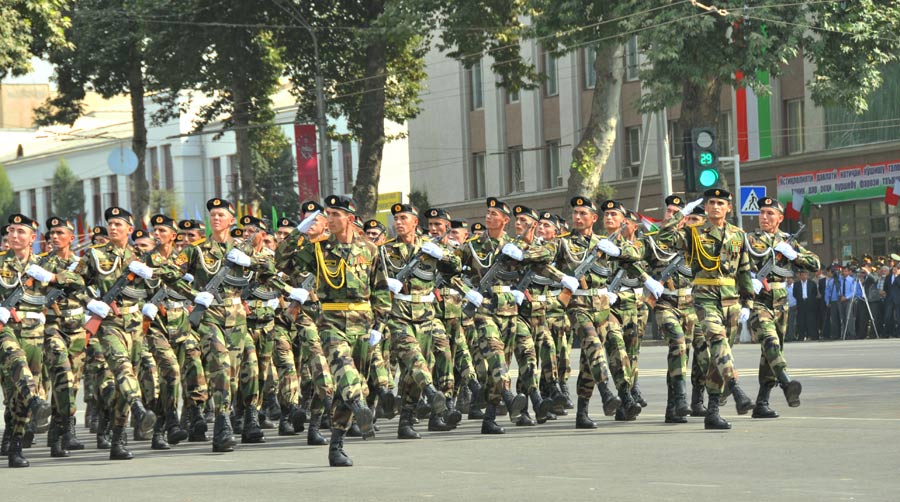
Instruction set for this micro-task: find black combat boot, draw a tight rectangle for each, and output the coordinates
[263,393,280,421]
[165,411,188,444]
[414,396,431,420]
[213,412,238,453]
[320,396,333,430]
[575,397,598,429]
[96,409,111,449]
[27,396,51,429]
[109,426,133,460]
[0,412,11,456]
[307,413,327,445]
[560,381,575,410]
[690,384,707,417]
[49,416,70,458]
[151,415,170,450]
[444,398,462,428]
[776,368,802,407]
[328,429,352,467]
[278,415,297,436]
[397,408,421,439]
[529,389,552,424]
[427,410,453,431]
[64,416,85,451]
[22,423,35,448]
[545,382,569,415]
[422,385,448,416]
[664,386,688,424]
[289,404,307,433]
[85,400,97,433]
[631,381,648,408]
[480,405,505,434]
[727,380,754,415]
[704,394,731,430]
[672,377,690,418]
[203,402,214,424]
[7,435,29,468]
[500,389,527,422]
[347,399,375,439]
[130,400,156,439]
[377,387,396,420]
[346,420,362,437]
[597,382,622,416]
[231,403,244,435]
[456,384,472,414]
[752,382,779,419]
[619,386,642,419]
[258,410,276,430]
[241,405,266,444]
[188,405,208,442]
[469,379,486,409]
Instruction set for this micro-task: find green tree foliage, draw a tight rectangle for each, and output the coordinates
[0,164,18,219]
[50,158,84,219]
[250,125,301,220]
[0,0,70,78]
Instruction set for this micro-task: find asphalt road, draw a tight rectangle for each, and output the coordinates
[4,339,900,502]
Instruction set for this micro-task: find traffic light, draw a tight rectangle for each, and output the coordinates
[691,127,719,189]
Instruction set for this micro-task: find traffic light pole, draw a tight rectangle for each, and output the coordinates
[720,155,742,228]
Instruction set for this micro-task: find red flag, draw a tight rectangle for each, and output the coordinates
[786,192,804,220]
[294,124,320,203]
[885,179,900,206]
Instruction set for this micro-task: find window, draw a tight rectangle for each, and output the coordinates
[785,98,804,155]
[718,111,732,155]
[162,144,174,189]
[667,121,684,170]
[107,176,118,207]
[228,154,240,199]
[544,141,562,189]
[341,141,353,189]
[543,50,558,97]
[623,126,641,177]
[468,61,483,111]
[44,186,52,218]
[830,200,900,261]
[505,147,524,195]
[625,36,639,81]
[470,153,486,199]
[211,157,222,199]
[147,146,159,190]
[505,88,519,104]
[92,178,101,221]
[28,189,37,220]
[584,46,597,89]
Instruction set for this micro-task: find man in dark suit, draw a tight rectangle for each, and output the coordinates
[794,270,818,341]
[889,265,900,338]
[816,268,829,340]
[884,257,897,336]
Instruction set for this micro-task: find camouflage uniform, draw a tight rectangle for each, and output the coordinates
[611,247,646,414]
[435,269,479,413]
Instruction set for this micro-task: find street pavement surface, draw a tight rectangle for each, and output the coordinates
[4,339,900,502]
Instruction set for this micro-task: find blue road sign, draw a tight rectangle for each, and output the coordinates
[739,186,766,216]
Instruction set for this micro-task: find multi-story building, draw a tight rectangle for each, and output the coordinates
[408,38,900,264]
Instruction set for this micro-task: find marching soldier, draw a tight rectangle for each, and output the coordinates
[128,229,161,442]
[746,197,818,418]
[656,188,757,430]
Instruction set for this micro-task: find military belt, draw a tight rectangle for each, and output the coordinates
[443,288,461,297]
[572,287,608,296]
[214,297,243,306]
[393,293,435,303]
[120,304,140,314]
[693,277,735,287]
[491,285,511,293]
[164,300,188,310]
[529,295,548,303]
[24,311,46,324]
[248,299,280,309]
[320,302,371,312]
[59,308,84,317]
[662,287,692,296]
[548,289,562,297]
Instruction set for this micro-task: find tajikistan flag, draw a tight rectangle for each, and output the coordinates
[735,71,773,162]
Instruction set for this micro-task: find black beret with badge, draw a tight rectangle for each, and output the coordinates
[758,197,784,213]
[600,199,626,214]
[278,216,297,228]
[425,207,451,220]
[206,197,236,214]
[151,214,177,231]
[471,222,485,232]
[178,219,204,231]
[486,197,511,216]
[8,213,38,232]
[365,219,386,233]
[230,227,244,239]
[390,203,418,216]
[104,207,134,226]
[664,195,685,208]
[570,196,598,212]
[324,194,356,214]
[46,216,75,232]
[240,214,267,231]
[513,205,539,221]
[302,200,324,214]
[704,187,732,201]
[92,225,108,237]
[131,228,152,242]
[450,219,468,229]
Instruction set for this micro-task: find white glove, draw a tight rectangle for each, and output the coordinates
[25,264,54,283]
[774,241,799,261]
[752,278,764,295]
[266,299,280,309]
[739,307,751,323]
[447,239,460,248]
[643,277,665,299]
[297,211,320,234]
[465,289,484,307]
[681,198,704,216]
[142,303,159,319]
[421,241,444,260]
[560,275,579,292]
[0,306,10,324]
[597,239,620,257]
[289,287,310,304]
[368,329,383,347]
[511,290,525,305]
[606,292,619,305]
[87,299,111,319]
[128,261,154,280]
[386,278,403,294]
[67,258,80,272]
[501,243,524,261]
[182,273,194,284]
[194,292,214,307]
[226,248,252,267]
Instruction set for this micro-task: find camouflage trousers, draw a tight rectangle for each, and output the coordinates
[442,316,476,387]
[230,328,259,410]
[463,318,487,384]
[96,311,156,427]
[42,315,87,418]
[160,306,208,411]
[472,313,524,404]
[268,316,299,409]
[366,328,393,407]
[568,308,632,399]
[0,323,44,435]
[684,307,710,388]
[695,299,742,394]
[384,316,438,408]
[145,322,183,416]
[319,310,375,432]
[295,314,335,414]
[524,313,559,389]
[616,305,642,383]
[750,303,789,386]
[655,304,691,381]
[637,300,650,341]
[82,336,116,413]
[546,313,572,386]
[194,304,240,414]
[248,317,275,410]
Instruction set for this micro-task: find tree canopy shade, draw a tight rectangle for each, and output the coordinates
[0,0,70,78]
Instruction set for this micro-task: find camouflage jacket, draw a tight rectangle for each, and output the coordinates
[173,236,276,301]
[71,242,159,309]
[613,237,648,312]
[0,250,79,318]
[434,243,465,320]
[554,230,641,311]
[42,251,88,317]
[374,235,461,323]
[746,229,820,308]
[638,232,694,309]
[656,212,754,309]
[517,238,566,318]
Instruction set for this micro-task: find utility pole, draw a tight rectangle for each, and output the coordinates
[720,155,742,228]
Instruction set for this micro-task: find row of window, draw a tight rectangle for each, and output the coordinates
[469,141,562,199]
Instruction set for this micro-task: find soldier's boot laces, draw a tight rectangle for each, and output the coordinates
[7,435,29,468]
[423,385,448,417]
[631,381,648,408]
[377,387,396,420]
[130,400,156,439]
[49,416,70,458]
[241,405,266,444]
[776,368,802,407]
[151,415,170,450]
[348,399,375,439]
[212,412,237,453]
[96,409,112,450]
[752,382,779,419]
[704,394,732,430]
[188,405,209,442]
[664,385,688,424]
[575,397,598,429]
[672,377,691,417]
[64,416,85,451]
[480,405,505,435]
[109,426,133,460]
[597,383,622,417]
[690,384,708,417]
[307,413,327,445]
[500,389,527,422]
[328,429,352,467]
[728,380,755,415]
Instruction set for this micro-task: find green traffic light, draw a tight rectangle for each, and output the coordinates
[699,168,719,187]
[699,151,714,166]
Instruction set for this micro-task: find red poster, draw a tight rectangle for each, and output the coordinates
[294,124,320,202]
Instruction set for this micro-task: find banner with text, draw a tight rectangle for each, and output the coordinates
[777,160,900,205]
[294,124,320,202]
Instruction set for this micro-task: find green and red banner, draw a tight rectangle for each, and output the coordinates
[777,159,900,206]
[735,71,773,162]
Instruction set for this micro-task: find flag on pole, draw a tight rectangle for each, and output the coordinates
[786,191,805,220]
[735,71,773,162]
[639,214,660,233]
[885,179,900,206]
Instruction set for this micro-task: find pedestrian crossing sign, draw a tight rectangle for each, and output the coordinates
[739,186,766,215]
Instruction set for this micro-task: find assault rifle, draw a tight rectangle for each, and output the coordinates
[758,222,805,292]
[0,287,26,328]
[85,242,161,340]
[393,230,451,288]
[188,235,260,329]
[558,222,626,307]
[461,225,534,318]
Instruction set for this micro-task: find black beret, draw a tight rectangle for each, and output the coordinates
[353,219,364,230]
[450,219,468,229]
[240,214,267,231]
[230,227,244,238]
[278,217,297,228]
[691,205,706,216]
[8,213,38,232]
[626,210,639,223]
[324,194,356,214]
[302,200,324,214]
[150,214,177,231]
[758,197,784,213]
[364,219,386,233]
[0,225,7,235]
[206,198,236,214]
[664,195,685,208]
[46,216,75,232]
[471,222,485,232]
[92,226,108,237]
[486,197,511,216]
[390,203,418,217]
[570,196,598,212]
[131,228,152,242]
[704,187,732,201]
[104,207,134,225]
[600,199,626,214]
[513,205,539,221]
[425,207,451,220]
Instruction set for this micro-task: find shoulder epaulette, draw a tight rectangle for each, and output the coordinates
[644,230,659,236]
[557,231,571,239]
[89,243,105,250]
[191,238,207,247]
[465,236,479,243]
[384,238,396,244]
[36,251,49,257]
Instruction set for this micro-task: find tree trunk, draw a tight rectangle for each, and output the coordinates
[351,1,387,221]
[564,43,624,217]
[231,82,257,205]
[127,54,149,224]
